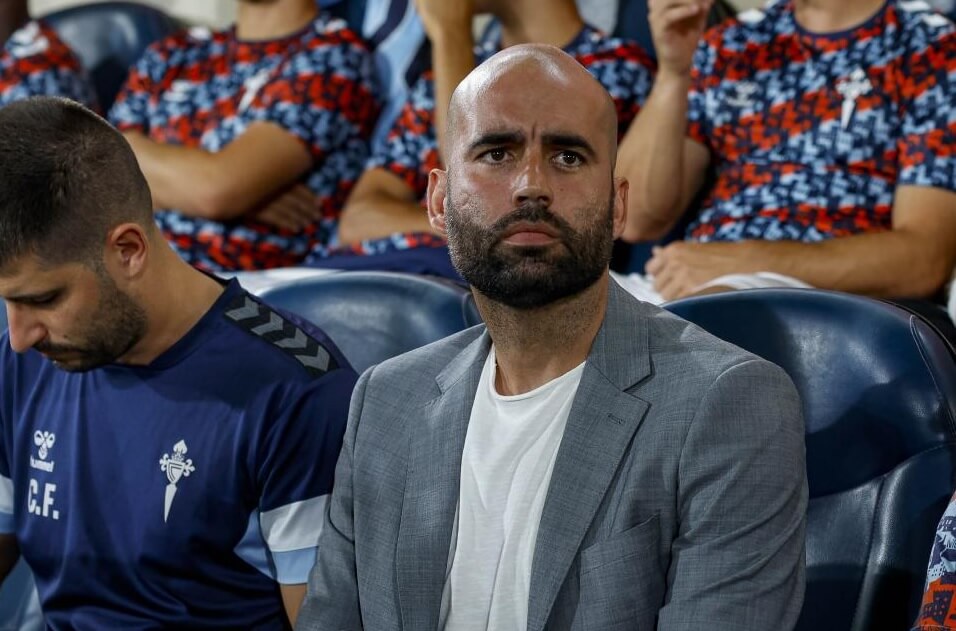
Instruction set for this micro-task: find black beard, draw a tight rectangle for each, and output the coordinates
[35,272,147,372]
[446,193,614,310]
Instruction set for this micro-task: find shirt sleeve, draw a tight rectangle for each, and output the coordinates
[687,31,722,150]
[253,366,358,585]
[248,27,379,167]
[0,23,97,111]
[896,27,956,192]
[0,406,14,535]
[108,39,170,134]
[366,71,440,202]
[577,38,657,140]
[912,492,956,630]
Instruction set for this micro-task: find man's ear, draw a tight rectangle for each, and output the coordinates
[105,223,149,281]
[611,176,629,240]
[426,168,449,236]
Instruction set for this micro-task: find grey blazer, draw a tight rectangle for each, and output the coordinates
[297,280,807,630]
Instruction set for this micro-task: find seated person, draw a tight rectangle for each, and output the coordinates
[618,0,956,302]
[296,45,807,629]
[914,492,956,630]
[0,0,95,109]
[308,0,655,275]
[109,0,379,272]
[0,98,356,628]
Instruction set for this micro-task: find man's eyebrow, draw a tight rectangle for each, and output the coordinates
[541,133,597,158]
[467,131,524,153]
[4,288,58,304]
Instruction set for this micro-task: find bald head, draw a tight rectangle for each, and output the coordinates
[446,44,620,168]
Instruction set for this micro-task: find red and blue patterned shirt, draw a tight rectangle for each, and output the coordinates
[0,20,95,109]
[914,492,956,630]
[309,25,656,260]
[109,15,379,271]
[685,0,956,243]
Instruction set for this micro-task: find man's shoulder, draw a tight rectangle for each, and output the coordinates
[891,0,955,43]
[566,26,655,68]
[614,291,778,387]
[362,325,485,393]
[213,288,356,386]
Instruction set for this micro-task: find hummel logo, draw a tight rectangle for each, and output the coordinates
[29,431,55,473]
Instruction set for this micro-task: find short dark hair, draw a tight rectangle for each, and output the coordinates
[0,96,153,268]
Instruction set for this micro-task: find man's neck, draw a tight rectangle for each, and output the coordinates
[0,5,30,46]
[120,247,225,366]
[496,0,585,50]
[793,0,887,32]
[235,0,318,41]
[476,274,609,396]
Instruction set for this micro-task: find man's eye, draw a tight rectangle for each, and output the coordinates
[483,149,508,163]
[556,151,584,167]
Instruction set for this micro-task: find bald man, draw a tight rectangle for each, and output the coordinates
[296,45,807,631]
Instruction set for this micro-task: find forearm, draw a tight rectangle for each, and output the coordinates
[618,71,697,241]
[337,195,434,244]
[124,133,241,220]
[732,231,956,298]
[430,29,476,163]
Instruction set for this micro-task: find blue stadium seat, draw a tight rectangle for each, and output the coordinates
[664,288,956,631]
[42,2,181,111]
[257,272,481,373]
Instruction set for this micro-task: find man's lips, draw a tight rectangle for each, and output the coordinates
[500,222,561,245]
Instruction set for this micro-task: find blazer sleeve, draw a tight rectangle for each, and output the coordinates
[296,367,371,631]
[658,358,808,629]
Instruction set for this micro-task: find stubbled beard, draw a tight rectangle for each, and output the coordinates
[446,190,614,310]
[35,273,147,372]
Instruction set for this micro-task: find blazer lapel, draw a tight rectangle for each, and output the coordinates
[527,280,653,631]
[396,331,491,630]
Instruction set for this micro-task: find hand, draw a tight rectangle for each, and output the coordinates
[253,184,320,232]
[648,0,713,77]
[414,0,475,42]
[645,241,744,300]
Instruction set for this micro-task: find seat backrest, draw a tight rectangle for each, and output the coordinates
[664,288,956,631]
[257,271,481,373]
[42,2,181,110]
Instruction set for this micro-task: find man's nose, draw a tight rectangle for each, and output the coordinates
[512,152,553,208]
[6,305,46,354]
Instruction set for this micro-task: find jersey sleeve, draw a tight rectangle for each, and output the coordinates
[0,22,97,111]
[365,71,440,202]
[912,491,956,630]
[248,28,379,167]
[687,31,722,150]
[578,38,656,140]
[108,39,171,134]
[896,27,956,192]
[252,366,357,585]
[0,405,13,535]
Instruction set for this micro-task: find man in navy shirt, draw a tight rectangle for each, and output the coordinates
[0,97,356,629]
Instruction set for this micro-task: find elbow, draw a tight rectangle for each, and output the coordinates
[906,260,954,299]
[620,199,679,243]
[193,184,246,222]
[336,196,374,245]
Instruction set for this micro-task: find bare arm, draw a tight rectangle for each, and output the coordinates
[0,534,19,584]
[123,122,312,222]
[337,168,435,245]
[280,583,306,626]
[415,0,476,163]
[618,0,713,242]
[648,186,956,299]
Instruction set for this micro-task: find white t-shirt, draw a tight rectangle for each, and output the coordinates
[439,347,585,630]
